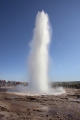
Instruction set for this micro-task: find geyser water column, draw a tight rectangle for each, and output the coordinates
[7,11,65,95]
[28,11,51,93]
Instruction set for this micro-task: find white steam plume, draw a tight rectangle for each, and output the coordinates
[28,11,51,93]
[7,11,65,95]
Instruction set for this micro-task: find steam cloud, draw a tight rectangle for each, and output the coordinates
[28,10,65,95]
[28,11,50,93]
[7,11,65,95]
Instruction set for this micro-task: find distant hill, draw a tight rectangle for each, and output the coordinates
[51,81,80,89]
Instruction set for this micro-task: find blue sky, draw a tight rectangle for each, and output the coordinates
[0,0,80,82]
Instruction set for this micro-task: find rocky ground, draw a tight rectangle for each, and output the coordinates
[0,88,80,120]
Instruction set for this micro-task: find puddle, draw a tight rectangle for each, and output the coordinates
[67,114,73,119]
[40,105,77,119]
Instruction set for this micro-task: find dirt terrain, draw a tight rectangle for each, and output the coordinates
[0,88,80,120]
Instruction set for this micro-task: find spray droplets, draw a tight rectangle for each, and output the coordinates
[28,11,50,93]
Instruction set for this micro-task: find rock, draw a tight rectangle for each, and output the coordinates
[17,113,20,115]
[0,114,4,118]
[57,115,60,118]
[67,114,73,119]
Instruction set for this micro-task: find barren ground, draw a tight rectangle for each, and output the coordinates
[0,88,80,120]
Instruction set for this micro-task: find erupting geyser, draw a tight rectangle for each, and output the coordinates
[28,11,50,93]
[8,11,65,95]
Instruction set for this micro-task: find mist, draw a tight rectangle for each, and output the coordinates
[28,10,65,95]
[28,11,50,93]
[7,11,65,95]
